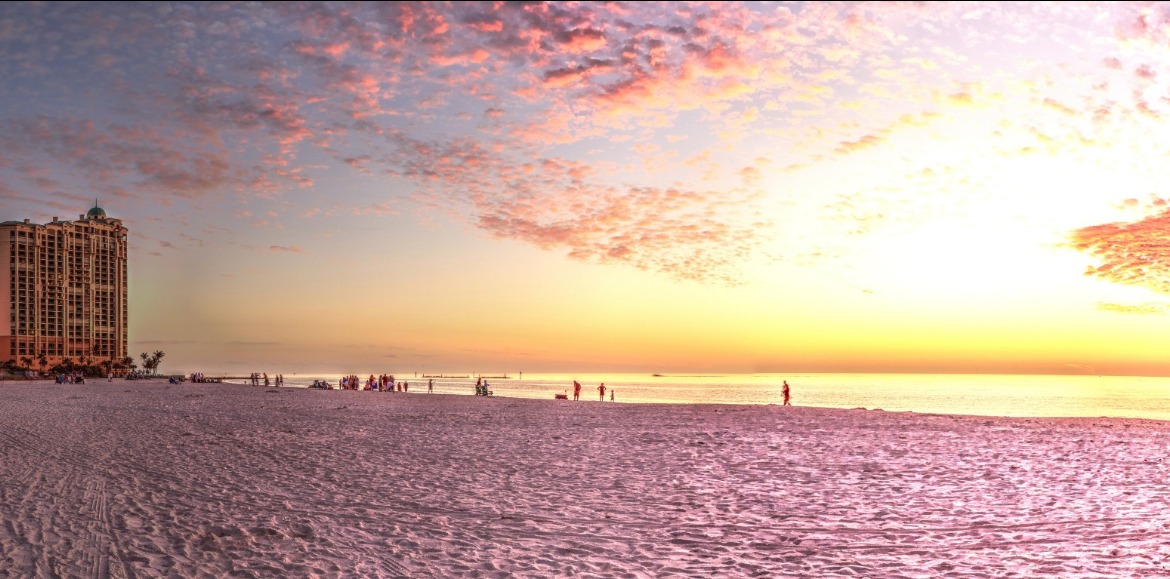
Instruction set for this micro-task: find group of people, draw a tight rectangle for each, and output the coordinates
[249,373,284,387]
[301,374,436,392]
[338,374,423,392]
[474,377,493,396]
[571,380,614,402]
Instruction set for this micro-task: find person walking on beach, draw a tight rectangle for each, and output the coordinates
[782,381,791,405]
[428,379,433,393]
[610,389,614,402]
[598,382,606,401]
[573,380,581,401]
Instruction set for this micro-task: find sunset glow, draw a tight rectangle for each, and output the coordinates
[4,1,1170,375]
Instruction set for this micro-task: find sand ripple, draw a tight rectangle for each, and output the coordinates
[0,381,1168,577]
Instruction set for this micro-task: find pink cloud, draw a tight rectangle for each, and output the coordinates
[353,203,401,217]
[391,135,766,283]
[14,1,1152,287]
[1072,210,1170,295]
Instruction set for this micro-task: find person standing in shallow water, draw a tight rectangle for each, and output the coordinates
[598,382,606,401]
[782,380,791,405]
[573,380,581,401]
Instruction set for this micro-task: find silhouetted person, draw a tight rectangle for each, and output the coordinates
[573,380,581,401]
[598,382,606,401]
[782,381,791,405]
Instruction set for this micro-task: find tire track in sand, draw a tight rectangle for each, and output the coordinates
[0,428,136,579]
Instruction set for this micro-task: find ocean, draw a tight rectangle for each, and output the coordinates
[215,372,1170,421]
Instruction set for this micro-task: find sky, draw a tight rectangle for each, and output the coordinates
[5,1,1170,376]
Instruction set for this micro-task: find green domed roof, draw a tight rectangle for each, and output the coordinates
[87,204,106,219]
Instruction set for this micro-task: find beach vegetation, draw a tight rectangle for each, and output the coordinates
[47,356,109,378]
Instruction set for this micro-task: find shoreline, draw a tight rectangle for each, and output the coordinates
[7,376,1170,424]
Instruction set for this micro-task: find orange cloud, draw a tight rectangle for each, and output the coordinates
[555,27,607,53]
[1072,210,1170,295]
[1097,302,1168,315]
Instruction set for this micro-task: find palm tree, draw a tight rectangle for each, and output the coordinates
[121,356,134,370]
[152,350,166,375]
[19,356,33,371]
[140,352,150,375]
[37,351,48,373]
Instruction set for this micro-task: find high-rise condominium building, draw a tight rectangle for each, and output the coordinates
[0,205,128,370]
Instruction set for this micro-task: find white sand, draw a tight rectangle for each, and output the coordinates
[1,380,1169,577]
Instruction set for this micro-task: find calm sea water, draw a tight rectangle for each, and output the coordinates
[216,372,1170,421]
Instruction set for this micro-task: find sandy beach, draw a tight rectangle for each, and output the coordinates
[1,380,1169,577]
